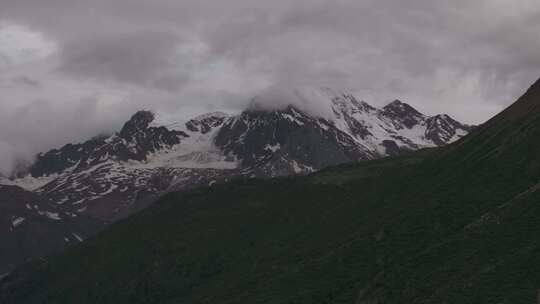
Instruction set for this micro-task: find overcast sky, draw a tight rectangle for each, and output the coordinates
[1,0,540,173]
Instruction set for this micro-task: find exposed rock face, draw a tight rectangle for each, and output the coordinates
[185,112,229,134]
[28,111,188,178]
[214,105,374,176]
[381,99,425,129]
[27,138,104,179]
[425,114,473,146]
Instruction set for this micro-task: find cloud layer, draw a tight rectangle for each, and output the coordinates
[0,0,540,173]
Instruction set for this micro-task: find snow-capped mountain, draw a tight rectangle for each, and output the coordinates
[0,89,472,273]
[214,90,472,177]
[7,90,473,222]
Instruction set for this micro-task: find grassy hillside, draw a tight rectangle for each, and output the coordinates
[2,79,540,303]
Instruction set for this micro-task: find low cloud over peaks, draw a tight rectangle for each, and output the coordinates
[0,0,540,173]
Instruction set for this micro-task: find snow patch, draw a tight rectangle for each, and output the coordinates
[3,174,58,191]
[38,211,61,221]
[72,232,83,242]
[264,143,281,153]
[12,217,25,227]
[127,125,238,170]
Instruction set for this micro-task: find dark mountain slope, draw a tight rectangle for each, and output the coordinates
[2,80,540,303]
[0,185,100,275]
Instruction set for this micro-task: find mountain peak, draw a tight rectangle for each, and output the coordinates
[425,114,472,145]
[387,99,404,105]
[327,91,375,114]
[191,111,230,121]
[119,110,155,138]
[430,114,456,123]
[186,112,230,134]
[383,99,418,112]
[381,100,425,128]
[242,98,304,118]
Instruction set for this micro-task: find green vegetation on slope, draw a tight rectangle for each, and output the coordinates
[2,79,540,303]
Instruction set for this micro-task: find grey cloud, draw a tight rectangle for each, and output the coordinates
[0,0,540,174]
[59,31,187,89]
[195,0,540,115]
[0,94,139,174]
[11,76,41,88]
